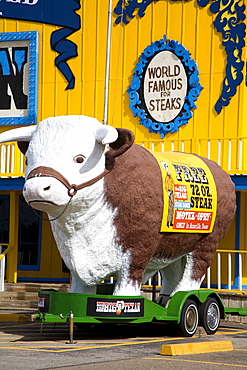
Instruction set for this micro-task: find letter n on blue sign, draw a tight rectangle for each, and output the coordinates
[0,32,38,126]
[0,47,28,110]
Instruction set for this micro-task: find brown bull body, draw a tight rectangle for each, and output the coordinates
[105,144,236,296]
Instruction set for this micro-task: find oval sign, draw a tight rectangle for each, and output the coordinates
[128,36,202,138]
[143,51,187,123]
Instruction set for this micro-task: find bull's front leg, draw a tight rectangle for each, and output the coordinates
[70,272,97,294]
[113,251,142,296]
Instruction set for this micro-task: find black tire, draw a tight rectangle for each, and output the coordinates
[177,299,198,337]
[199,297,220,335]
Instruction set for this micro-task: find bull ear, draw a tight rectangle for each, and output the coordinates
[95,125,118,145]
[0,125,36,155]
[105,128,134,170]
[17,142,30,155]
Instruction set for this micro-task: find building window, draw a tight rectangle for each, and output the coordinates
[18,196,41,270]
[0,195,10,245]
[0,194,41,270]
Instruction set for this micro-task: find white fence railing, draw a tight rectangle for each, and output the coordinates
[0,142,25,176]
[103,250,247,292]
[204,249,247,291]
[0,245,6,292]
[136,137,247,174]
[141,250,247,292]
[1,137,247,177]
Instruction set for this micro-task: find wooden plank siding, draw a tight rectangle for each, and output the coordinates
[0,1,246,284]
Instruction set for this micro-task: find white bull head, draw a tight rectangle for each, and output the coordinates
[0,115,133,217]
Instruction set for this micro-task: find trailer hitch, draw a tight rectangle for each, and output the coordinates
[59,311,77,344]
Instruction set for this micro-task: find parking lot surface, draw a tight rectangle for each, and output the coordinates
[0,317,247,369]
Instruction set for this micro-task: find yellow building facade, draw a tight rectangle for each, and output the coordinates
[0,0,246,290]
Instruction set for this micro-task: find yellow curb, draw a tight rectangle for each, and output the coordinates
[0,313,28,322]
[160,340,233,356]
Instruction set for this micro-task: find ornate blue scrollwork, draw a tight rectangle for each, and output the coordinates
[114,0,159,25]
[128,36,202,138]
[208,0,246,113]
[114,0,246,115]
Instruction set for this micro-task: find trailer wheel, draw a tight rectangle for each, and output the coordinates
[177,299,198,337]
[199,297,220,335]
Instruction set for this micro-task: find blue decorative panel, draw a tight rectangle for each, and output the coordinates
[0,0,81,90]
[0,31,38,126]
[128,36,202,138]
[114,0,246,115]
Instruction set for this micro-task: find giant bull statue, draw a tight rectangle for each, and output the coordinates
[0,115,236,297]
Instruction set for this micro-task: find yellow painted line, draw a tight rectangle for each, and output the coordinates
[145,357,247,368]
[160,340,233,356]
[0,340,126,345]
[0,346,68,353]
[0,342,118,347]
[0,323,246,355]
[0,337,22,340]
[0,343,159,353]
[0,335,245,355]
[0,337,187,353]
[215,330,247,336]
[0,313,28,322]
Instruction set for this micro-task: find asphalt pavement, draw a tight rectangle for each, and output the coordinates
[0,312,247,369]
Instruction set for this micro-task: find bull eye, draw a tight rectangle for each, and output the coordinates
[25,158,28,166]
[73,154,85,164]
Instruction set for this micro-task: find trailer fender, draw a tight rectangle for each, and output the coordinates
[167,290,225,323]
[197,290,225,320]
[167,291,198,321]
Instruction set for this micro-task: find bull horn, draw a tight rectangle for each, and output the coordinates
[0,125,37,144]
[95,125,118,145]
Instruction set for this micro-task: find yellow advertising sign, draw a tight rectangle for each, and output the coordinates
[152,151,217,233]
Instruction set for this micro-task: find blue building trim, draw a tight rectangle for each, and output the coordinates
[231,174,247,190]
[17,277,70,283]
[0,177,24,190]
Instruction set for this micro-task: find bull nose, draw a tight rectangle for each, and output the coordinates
[23,177,70,208]
[23,179,53,198]
[24,184,52,192]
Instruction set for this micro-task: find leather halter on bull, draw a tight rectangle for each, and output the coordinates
[26,165,111,197]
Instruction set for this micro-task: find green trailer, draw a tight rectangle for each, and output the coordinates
[33,287,247,339]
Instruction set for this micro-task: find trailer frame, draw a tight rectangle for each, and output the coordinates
[33,287,247,339]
